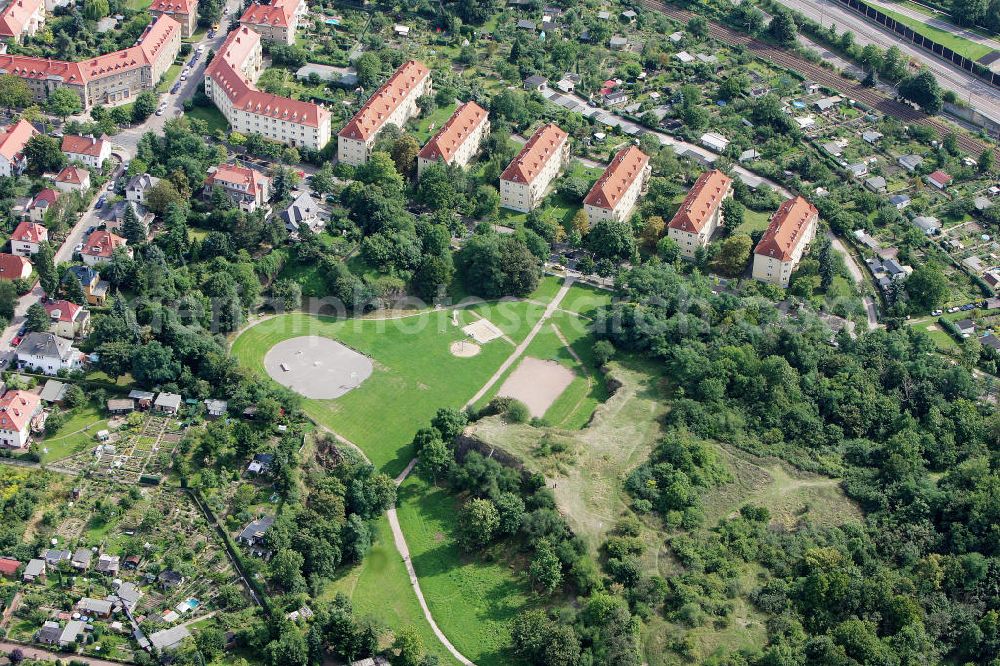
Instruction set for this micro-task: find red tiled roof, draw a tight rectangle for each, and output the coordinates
[61,134,107,158]
[338,60,430,142]
[240,0,297,28]
[29,188,58,209]
[0,119,37,161]
[927,170,952,186]
[0,390,40,433]
[205,27,328,128]
[583,146,649,210]
[501,123,568,185]
[0,0,42,38]
[150,0,196,13]
[0,253,30,279]
[11,220,47,243]
[82,230,126,259]
[668,169,733,233]
[418,101,488,164]
[206,163,267,197]
[753,196,819,262]
[0,558,20,575]
[44,300,84,323]
[55,166,88,185]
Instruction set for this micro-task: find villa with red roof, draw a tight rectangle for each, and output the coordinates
[239,0,305,45]
[667,169,733,257]
[80,230,129,267]
[337,60,431,166]
[10,220,47,256]
[204,26,331,149]
[149,0,197,37]
[500,124,569,213]
[0,0,44,43]
[54,166,90,192]
[583,145,650,225]
[0,119,38,177]
[43,299,90,339]
[0,390,41,449]
[752,196,819,288]
[0,253,32,280]
[417,101,489,178]
[61,134,111,170]
[0,15,180,110]
[24,188,58,223]
[205,163,270,212]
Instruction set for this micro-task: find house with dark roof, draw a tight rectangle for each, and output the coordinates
[16,332,80,375]
[238,515,275,557]
[36,621,62,645]
[280,191,325,234]
[64,266,109,306]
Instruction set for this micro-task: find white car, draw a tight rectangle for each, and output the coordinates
[180,75,187,82]
[196,45,204,52]
[155,109,164,116]
[74,243,83,253]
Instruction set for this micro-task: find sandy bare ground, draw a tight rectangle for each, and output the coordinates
[264,336,373,399]
[450,340,481,357]
[462,318,504,344]
[497,357,575,418]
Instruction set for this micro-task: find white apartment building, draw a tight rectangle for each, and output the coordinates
[416,101,489,177]
[583,145,651,225]
[337,60,431,166]
[500,123,569,213]
[667,169,733,257]
[205,26,331,150]
[752,196,819,288]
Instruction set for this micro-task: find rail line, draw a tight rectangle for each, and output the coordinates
[636,0,1000,161]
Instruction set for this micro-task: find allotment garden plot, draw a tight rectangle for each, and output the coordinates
[56,412,184,483]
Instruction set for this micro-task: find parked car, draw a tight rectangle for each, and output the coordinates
[74,243,83,254]
[11,336,21,347]
[17,326,25,337]
[96,196,106,209]
[931,309,942,316]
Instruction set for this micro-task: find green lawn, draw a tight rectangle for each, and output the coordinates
[156,64,182,93]
[185,105,229,134]
[560,281,613,318]
[396,476,540,666]
[877,5,993,60]
[40,400,108,463]
[734,209,772,236]
[410,103,459,145]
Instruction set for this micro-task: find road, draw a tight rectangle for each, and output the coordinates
[0,641,126,666]
[773,0,1000,123]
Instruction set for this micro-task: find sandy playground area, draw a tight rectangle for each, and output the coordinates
[264,336,374,399]
[497,357,575,418]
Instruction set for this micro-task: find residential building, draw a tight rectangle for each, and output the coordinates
[752,196,820,288]
[337,60,431,166]
[44,548,71,565]
[149,0,197,37]
[80,230,129,267]
[0,0,44,42]
[862,130,882,144]
[129,389,155,409]
[107,398,134,414]
[154,392,181,414]
[53,166,90,192]
[0,389,41,448]
[240,0,305,45]
[500,123,569,213]
[64,266,108,305]
[864,175,887,192]
[71,548,92,570]
[238,515,275,556]
[0,15,180,109]
[109,581,141,612]
[912,215,941,235]
[44,300,90,339]
[24,188,58,223]
[280,191,324,234]
[39,379,66,403]
[0,119,37,177]
[205,163,270,212]
[10,220,47,256]
[77,597,113,617]
[16,332,80,374]
[926,170,953,189]
[125,173,160,204]
[523,74,547,91]
[95,553,119,574]
[158,569,184,588]
[889,194,910,210]
[0,253,32,280]
[204,26,331,150]
[417,101,489,177]
[204,398,227,418]
[61,134,110,169]
[667,169,733,257]
[148,626,191,652]
[583,145,651,225]
[22,558,45,581]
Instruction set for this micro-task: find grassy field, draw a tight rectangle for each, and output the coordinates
[156,64,182,93]
[185,105,229,134]
[734,209,772,236]
[40,401,108,463]
[410,103,459,145]
[397,476,540,666]
[876,5,993,60]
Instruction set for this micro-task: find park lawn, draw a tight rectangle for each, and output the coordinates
[735,209,772,236]
[455,296,550,344]
[326,516,462,666]
[396,476,539,666]
[876,5,993,60]
[410,103,458,145]
[185,105,229,133]
[560,281,613,318]
[40,400,109,463]
[156,64,182,93]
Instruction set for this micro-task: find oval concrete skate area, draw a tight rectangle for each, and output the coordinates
[264,336,373,399]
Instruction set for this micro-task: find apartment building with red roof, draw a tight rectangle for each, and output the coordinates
[61,134,111,170]
[204,26,331,149]
[500,123,569,213]
[752,196,819,288]
[239,0,305,45]
[204,162,270,212]
[417,101,489,178]
[667,169,733,257]
[337,60,431,166]
[10,220,47,256]
[583,145,650,225]
[149,0,197,37]
[0,0,44,42]
[0,15,180,110]
[80,230,129,267]
[0,119,38,177]
[0,253,32,280]
[0,390,41,449]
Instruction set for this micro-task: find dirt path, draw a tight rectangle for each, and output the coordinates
[0,641,126,666]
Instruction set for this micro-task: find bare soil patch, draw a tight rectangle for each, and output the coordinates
[449,340,481,357]
[264,336,374,399]
[497,357,575,418]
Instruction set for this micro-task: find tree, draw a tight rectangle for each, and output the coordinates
[132,91,157,122]
[586,218,636,263]
[457,498,500,550]
[882,46,906,80]
[951,0,987,26]
[0,75,32,109]
[712,233,752,276]
[416,162,461,210]
[391,135,420,177]
[393,626,425,666]
[145,180,183,215]
[431,407,468,441]
[120,204,146,244]
[61,272,87,305]
[593,339,616,366]
[417,436,453,483]
[721,197,745,231]
[906,263,949,311]
[34,242,57,296]
[355,52,381,89]
[131,341,180,386]
[23,135,65,174]
[768,9,798,46]
[457,233,541,298]
[96,341,135,380]
[0,281,16,321]
[268,548,306,592]
[412,253,454,301]
[271,279,302,311]
[859,44,884,73]
[639,216,665,251]
[25,302,49,333]
[732,2,764,34]
[45,88,82,119]
[83,0,110,19]
[899,69,943,115]
[978,148,995,175]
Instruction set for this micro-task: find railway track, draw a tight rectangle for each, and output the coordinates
[637,0,1000,161]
